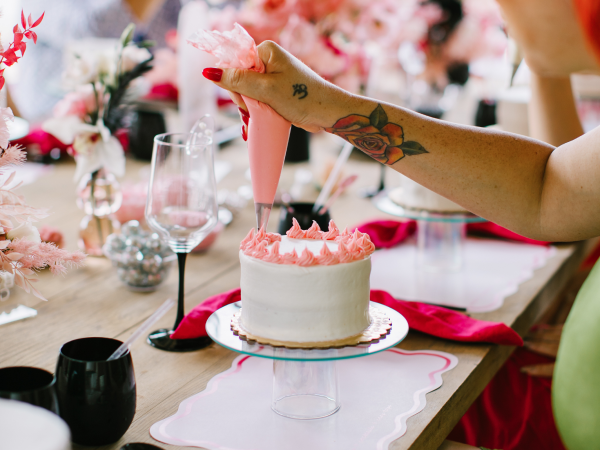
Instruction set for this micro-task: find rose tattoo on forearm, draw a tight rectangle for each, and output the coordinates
[325,104,428,165]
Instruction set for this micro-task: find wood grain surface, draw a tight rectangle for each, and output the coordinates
[0,134,593,450]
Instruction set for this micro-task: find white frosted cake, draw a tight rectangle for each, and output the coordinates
[238,219,375,343]
[389,175,467,213]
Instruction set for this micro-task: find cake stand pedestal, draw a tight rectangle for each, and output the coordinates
[373,191,486,272]
[206,302,409,420]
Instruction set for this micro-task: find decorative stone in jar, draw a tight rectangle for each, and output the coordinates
[103,221,175,291]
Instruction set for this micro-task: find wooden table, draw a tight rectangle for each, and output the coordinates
[0,134,594,450]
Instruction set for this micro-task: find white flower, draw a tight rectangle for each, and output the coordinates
[63,54,100,88]
[0,107,14,149]
[7,223,41,244]
[121,45,152,73]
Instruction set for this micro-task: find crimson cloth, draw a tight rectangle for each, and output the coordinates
[11,128,69,156]
[170,288,522,346]
[356,219,550,249]
[448,348,565,450]
[12,127,130,155]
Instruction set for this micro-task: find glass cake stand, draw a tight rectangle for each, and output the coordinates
[373,190,486,272]
[206,301,409,420]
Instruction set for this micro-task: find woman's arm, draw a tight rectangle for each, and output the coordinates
[208,42,600,242]
[529,74,584,146]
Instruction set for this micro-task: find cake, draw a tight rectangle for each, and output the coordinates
[389,174,467,213]
[238,219,375,343]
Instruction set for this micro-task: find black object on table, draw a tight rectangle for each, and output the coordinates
[55,337,136,446]
[128,109,167,161]
[475,99,498,128]
[284,125,310,163]
[0,366,58,414]
[147,252,213,352]
[277,202,331,234]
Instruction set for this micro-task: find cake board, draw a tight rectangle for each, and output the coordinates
[373,190,486,272]
[206,301,409,419]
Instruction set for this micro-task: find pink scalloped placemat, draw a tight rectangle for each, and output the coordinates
[370,238,556,312]
[150,348,458,450]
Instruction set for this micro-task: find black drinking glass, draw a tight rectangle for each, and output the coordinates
[277,202,331,235]
[0,366,58,414]
[55,337,136,446]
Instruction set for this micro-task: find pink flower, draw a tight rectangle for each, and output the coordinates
[294,0,345,22]
[53,84,101,120]
[38,225,64,248]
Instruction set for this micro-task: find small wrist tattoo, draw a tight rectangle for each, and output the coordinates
[292,83,308,99]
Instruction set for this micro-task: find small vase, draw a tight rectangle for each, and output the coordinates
[76,168,122,256]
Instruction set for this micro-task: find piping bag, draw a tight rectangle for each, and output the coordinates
[188,24,291,230]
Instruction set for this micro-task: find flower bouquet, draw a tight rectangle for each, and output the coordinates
[0,11,85,324]
[43,24,154,255]
[210,0,442,94]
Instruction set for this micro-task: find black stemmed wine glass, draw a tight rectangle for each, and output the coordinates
[145,122,218,352]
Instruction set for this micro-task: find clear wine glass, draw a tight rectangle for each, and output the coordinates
[145,122,217,352]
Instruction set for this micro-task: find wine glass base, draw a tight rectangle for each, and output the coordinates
[147,329,213,352]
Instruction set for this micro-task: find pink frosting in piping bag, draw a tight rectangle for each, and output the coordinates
[188,24,291,229]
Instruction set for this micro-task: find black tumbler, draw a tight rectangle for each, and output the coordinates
[56,337,136,446]
[128,109,167,161]
[277,202,331,235]
[0,366,58,414]
[284,125,310,163]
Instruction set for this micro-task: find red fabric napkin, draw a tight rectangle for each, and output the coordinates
[171,288,523,346]
[356,219,550,249]
[449,348,563,450]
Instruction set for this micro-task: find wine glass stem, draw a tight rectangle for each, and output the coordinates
[173,252,187,330]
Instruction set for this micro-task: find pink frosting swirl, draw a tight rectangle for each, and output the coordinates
[286,218,306,239]
[358,235,375,256]
[297,247,318,266]
[251,240,269,258]
[346,236,366,261]
[240,228,255,250]
[262,241,282,264]
[266,233,282,245]
[337,241,354,264]
[317,243,340,265]
[321,220,340,240]
[281,249,299,265]
[255,227,267,243]
[305,221,323,239]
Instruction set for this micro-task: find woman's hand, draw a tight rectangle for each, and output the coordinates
[496,0,599,76]
[202,41,353,133]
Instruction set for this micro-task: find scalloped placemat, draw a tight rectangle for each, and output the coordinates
[150,348,458,450]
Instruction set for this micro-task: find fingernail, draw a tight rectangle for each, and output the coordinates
[238,107,250,119]
[202,67,223,82]
[240,112,249,126]
[241,125,247,141]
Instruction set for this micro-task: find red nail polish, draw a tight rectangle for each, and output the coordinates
[238,107,250,119]
[240,113,249,126]
[241,125,247,141]
[202,67,223,82]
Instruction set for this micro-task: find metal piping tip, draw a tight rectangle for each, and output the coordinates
[255,202,272,231]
